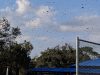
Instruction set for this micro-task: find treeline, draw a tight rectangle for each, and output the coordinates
[31,44,100,68]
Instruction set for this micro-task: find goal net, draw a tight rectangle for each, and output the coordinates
[76,37,100,75]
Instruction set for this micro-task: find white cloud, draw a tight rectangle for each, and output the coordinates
[25,5,56,28]
[75,15,99,22]
[16,0,31,14]
[26,18,41,28]
[75,15,100,33]
[35,6,54,18]
[0,0,56,29]
[59,25,84,32]
[59,14,100,32]
[0,7,12,13]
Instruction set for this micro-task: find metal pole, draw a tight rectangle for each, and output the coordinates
[76,37,79,75]
[6,66,9,75]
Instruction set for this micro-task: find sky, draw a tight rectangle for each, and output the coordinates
[0,0,100,58]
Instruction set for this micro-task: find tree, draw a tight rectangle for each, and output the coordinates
[79,47,99,60]
[31,44,84,68]
[32,44,100,68]
[0,18,33,75]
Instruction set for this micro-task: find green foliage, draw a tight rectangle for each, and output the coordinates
[31,44,77,68]
[32,44,100,68]
[79,46,99,60]
[0,18,33,75]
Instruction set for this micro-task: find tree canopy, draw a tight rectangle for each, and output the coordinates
[31,43,100,68]
[0,18,33,75]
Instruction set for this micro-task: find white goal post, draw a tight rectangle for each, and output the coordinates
[76,37,100,75]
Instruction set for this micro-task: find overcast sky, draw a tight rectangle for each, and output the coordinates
[0,0,100,58]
